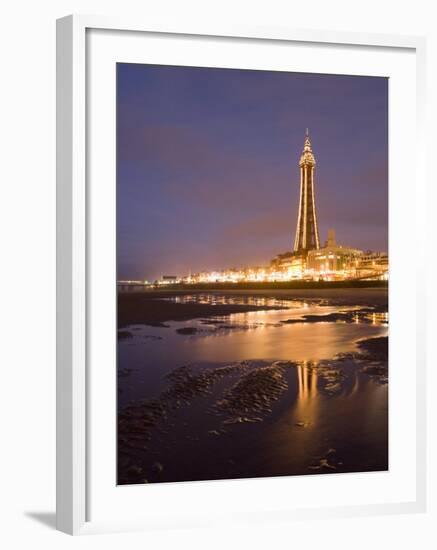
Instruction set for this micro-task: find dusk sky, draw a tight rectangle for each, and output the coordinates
[117,64,388,281]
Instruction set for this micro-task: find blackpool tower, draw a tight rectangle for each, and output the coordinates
[293,130,320,253]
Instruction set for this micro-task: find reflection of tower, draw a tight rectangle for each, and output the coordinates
[297,363,318,400]
[293,130,320,253]
[294,363,319,427]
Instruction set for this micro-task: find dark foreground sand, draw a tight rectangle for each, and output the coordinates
[118,335,388,484]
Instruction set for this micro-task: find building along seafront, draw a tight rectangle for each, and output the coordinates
[268,132,388,282]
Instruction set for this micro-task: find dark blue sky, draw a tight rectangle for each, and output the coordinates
[117,63,388,281]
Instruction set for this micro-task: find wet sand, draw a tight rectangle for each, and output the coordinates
[117,288,388,485]
[118,340,388,484]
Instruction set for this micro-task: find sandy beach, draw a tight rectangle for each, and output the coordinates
[117,287,388,484]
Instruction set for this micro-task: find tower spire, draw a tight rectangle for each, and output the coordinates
[293,131,320,253]
[303,129,312,153]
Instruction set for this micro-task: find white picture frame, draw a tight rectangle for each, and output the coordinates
[56,14,427,535]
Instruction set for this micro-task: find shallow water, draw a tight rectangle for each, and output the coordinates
[117,295,388,483]
[118,297,387,405]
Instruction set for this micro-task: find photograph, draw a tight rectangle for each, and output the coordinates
[116,63,389,485]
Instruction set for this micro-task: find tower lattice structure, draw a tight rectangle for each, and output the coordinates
[293,130,320,253]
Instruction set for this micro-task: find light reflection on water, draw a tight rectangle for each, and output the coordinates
[182,318,385,362]
[118,298,388,405]
[257,361,388,476]
[118,295,389,479]
[161,293,296,307]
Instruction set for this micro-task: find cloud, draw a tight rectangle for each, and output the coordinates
[118,123,294,213]
[220,210,294,241]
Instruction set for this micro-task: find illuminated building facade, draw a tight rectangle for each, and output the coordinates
[354,252,389,281]
[293,130,320,253]
[270,252,306,280]
[306,229,363,280]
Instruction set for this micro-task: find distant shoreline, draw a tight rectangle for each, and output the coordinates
[150,280,386,290]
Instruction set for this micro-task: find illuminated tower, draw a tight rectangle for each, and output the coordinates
[293,130,320,253]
